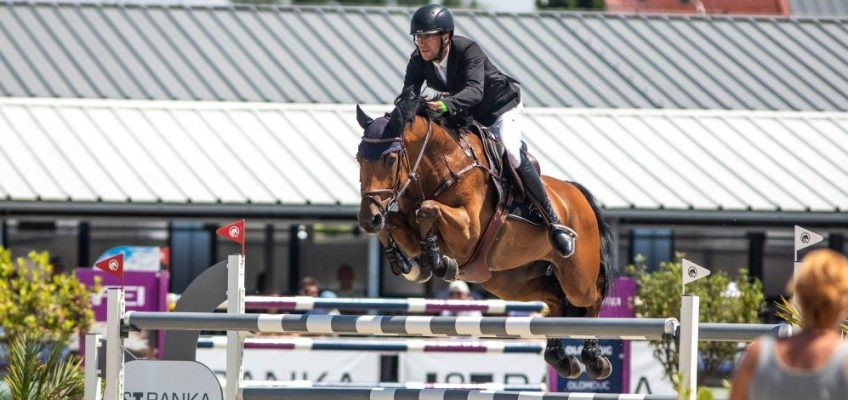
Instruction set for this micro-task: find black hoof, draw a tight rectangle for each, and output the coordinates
[440,256,458,282]
[584,356,612,380]
[544,340,583,379]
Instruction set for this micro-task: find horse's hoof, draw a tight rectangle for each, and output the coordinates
[584,356,612,380]
[403,264,432,283]
[440,256,458,282]
[553,355,583,379]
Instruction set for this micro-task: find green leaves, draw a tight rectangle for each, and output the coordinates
[2,333,84,400]
[631,253,765,387]
[0,248,98,344]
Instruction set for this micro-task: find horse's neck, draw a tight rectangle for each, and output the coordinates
[406,124,465,190]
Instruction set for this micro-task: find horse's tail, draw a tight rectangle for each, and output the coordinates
[570,181,615,300]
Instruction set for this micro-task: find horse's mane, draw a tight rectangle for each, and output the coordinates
[390,94,464,134]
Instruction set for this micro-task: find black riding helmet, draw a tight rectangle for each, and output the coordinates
[409,4,454,35]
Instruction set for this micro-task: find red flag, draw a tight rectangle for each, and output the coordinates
[216,219,246,245]
[94,254,124,278]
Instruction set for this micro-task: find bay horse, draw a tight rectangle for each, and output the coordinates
[355,97,615,380]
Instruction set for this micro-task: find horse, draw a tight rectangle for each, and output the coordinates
[354,96,615,380]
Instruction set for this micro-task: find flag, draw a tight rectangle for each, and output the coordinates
[94,253,124,278]
[795,225,823,255]
[216,219,245,245]
[682,259,710,285]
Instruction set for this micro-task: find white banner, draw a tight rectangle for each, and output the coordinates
[196,348,380,382]
[629,341,675,395]
[125,360,223,400]
[400,352,546,384]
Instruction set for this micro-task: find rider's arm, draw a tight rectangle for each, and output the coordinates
[441,41,484,117]
[398,53,426,101]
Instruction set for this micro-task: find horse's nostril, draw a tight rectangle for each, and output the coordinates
[371,213,384,228]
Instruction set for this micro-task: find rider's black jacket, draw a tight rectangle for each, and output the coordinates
[399,35,520,127]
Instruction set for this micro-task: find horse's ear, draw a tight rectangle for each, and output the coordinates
[356,105,374,129]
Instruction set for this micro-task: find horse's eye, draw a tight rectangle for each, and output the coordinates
[386,156,397,167]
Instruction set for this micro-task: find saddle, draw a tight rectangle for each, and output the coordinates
[456,123,544,283]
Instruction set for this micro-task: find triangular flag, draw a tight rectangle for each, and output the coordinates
[216,219,245,245]
[94,253,124,278]
[682,259,710,285]
[795,225,823,255]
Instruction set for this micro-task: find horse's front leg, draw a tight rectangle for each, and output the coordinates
[416,200,473,281]
[378,212,432,282]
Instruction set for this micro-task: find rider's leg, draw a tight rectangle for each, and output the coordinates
[489,101,575,258]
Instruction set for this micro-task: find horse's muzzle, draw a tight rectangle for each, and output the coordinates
[358,199,386,234]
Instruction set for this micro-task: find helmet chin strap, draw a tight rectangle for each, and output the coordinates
[437,33,449,62]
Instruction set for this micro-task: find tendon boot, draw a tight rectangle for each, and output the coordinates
[515,149,575,258]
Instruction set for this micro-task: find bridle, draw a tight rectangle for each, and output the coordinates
[360,120,433,218]
[359,116,488,225]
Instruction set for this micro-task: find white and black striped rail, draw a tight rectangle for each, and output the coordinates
[240,387,679,400]
[126,312,678,340]
[242,381,546,391]
[198,337,545,353]
[238,296,548,315]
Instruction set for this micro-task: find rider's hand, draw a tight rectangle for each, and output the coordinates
[426,100,448,113]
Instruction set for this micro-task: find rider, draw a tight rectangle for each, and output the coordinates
[398,4,574,257]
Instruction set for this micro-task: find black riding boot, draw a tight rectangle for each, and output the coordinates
[515,150,575,258]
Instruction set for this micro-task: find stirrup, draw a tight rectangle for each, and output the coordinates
[549,224,577,258]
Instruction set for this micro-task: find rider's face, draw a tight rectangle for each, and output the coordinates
[415,33,448,62]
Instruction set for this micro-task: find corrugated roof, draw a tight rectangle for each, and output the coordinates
[1,98,845,213]
[0,2,847,110]
[789,0,848,16]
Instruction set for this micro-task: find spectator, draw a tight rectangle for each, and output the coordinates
[332,263,366,298]
[440,281,483,317]
[298,276,337,315]
[729,249,848,400]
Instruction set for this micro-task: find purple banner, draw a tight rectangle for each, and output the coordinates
[599,277,636,318]
[76,269,169,320]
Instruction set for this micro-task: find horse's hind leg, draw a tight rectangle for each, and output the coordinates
[482,263,582,379]
[561,300,613,380]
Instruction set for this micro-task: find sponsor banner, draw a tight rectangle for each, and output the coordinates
[196,348,380,382]
[400,352,546,384]
[554,339,627,393]
[95,246,165,272]
[125,360,223,400]
[629,341,676,395]
[76,269,169,321]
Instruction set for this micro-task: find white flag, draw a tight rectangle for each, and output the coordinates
[795,226,824,255]
[682,259,711,285]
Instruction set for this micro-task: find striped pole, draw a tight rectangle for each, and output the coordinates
[242,381,546,391]
[240,387,680,400]
[237,296,548,315]
[198,337,545,353]
[125,312,678,340]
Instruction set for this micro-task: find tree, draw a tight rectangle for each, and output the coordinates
[0,248,98,344]
[628,253,765,387]
[536,0,604,10]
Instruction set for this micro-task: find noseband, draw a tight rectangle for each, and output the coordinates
[360,120,434,216]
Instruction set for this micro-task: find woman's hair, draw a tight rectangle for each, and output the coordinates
[788,249,848,329]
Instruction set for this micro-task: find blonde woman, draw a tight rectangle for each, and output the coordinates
[730,249,848,400]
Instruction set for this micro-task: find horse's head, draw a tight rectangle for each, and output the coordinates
[355,98,433,234]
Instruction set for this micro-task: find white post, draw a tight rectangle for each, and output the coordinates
[105,289,125,400]
[84,334,102,400]
[226,254,245,400]
[678,295,699,400]
[367,236,381,298]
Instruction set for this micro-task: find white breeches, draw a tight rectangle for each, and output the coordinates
[486,100,524,169]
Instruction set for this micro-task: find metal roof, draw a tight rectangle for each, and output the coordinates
[1,98,845,215]
[789,0,848,17]
[0,2,847,111]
